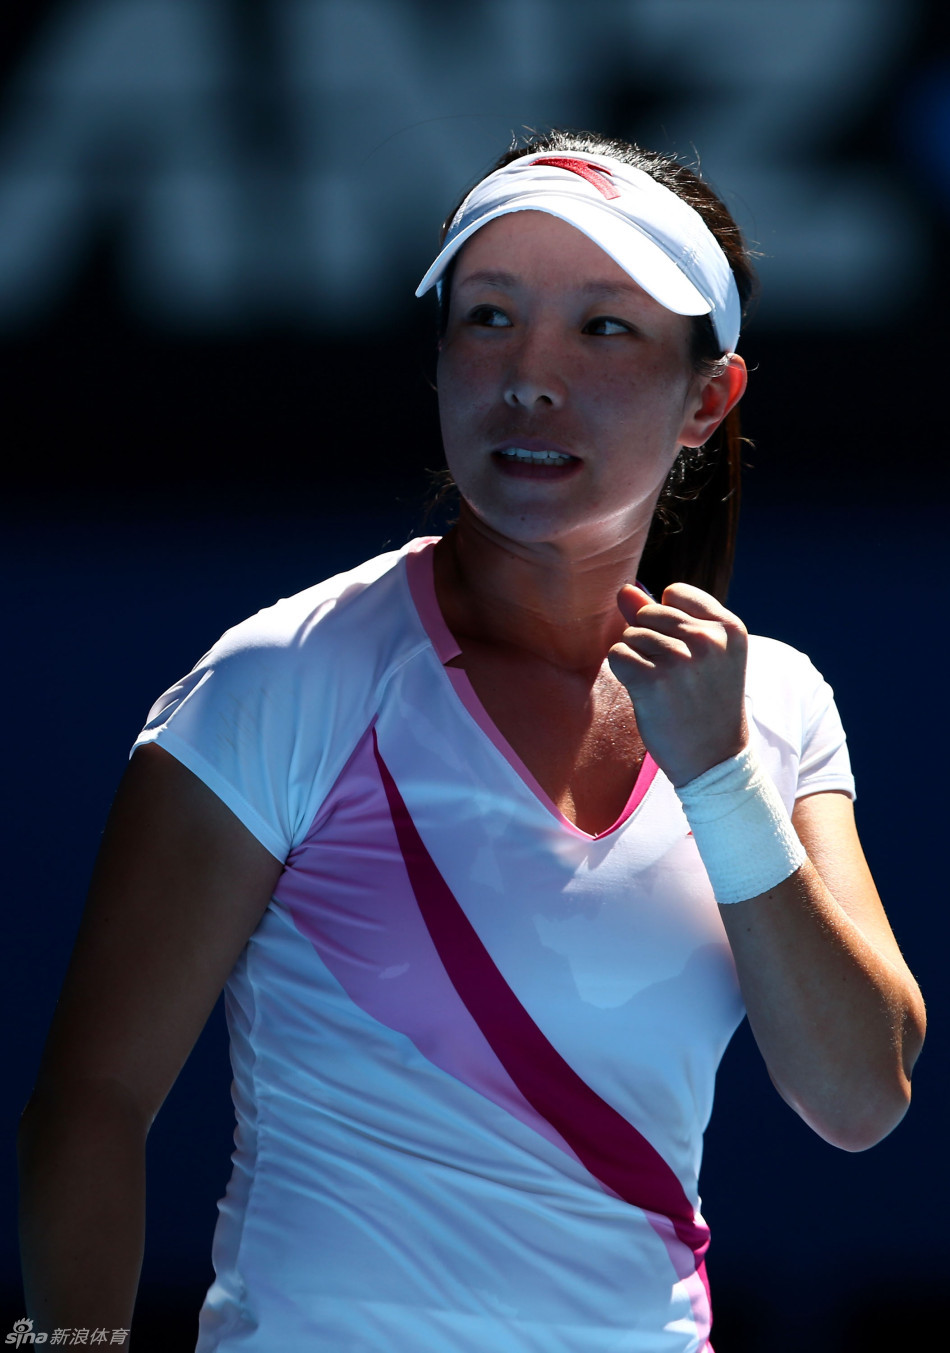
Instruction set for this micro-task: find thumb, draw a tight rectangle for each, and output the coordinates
[617,583,652,624]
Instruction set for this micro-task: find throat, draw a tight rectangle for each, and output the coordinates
[449,644,646,835]
[432,528,637,671]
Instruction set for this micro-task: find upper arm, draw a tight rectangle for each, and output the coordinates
[36,743,285,1124]
[791,790,919,989]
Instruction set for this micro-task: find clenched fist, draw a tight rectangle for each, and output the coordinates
[607,582,749,788]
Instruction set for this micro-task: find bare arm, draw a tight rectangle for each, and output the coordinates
[609,584,925,1150]
[716,790,925,1149]
[18,744,284,1328]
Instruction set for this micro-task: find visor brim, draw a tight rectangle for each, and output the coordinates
[415,199,714,319]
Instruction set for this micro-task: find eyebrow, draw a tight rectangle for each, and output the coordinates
[454,269,646,300]
[454,269,520,291]
[578,279,647,300]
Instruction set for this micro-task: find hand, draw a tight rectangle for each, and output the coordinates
[607,582,749,787]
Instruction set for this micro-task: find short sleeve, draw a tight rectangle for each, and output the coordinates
[133,619,307,862]
[796,665,855,801]
[745,636,855,807]
[130,543,431,862]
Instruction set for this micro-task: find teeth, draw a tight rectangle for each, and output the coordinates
[500,447,573,465]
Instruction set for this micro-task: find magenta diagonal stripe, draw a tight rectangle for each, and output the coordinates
[373,733,709,1259]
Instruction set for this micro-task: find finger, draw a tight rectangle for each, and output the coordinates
[660,582,744,629]
[617,583,653,625]
[627,606,728,654]
[607,644,657,685]
[611,629,693,667]
[618,586,718,641]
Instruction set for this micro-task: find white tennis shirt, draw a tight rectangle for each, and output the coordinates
[134,538,854,1352]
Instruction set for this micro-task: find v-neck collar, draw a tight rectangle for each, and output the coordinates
[403,539,659,842]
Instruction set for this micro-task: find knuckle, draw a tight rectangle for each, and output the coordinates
[661,582,692,604]
[609,642,640,669]
[689,624,724,652]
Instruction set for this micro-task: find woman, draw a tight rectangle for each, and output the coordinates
[19,131,925,1351]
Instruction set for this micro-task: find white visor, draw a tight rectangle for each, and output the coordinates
[416,151,741,353]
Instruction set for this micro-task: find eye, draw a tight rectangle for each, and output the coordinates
[467,304,512,328]
[583,316,634,336]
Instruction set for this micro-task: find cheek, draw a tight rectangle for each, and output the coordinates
[609,365,694,443]
[436,361,475,473]
[436,371,463,450]
[585,370,682,447]
[437,346,494,439]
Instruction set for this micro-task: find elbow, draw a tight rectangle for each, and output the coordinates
[19,1078,151,1176]
[791,987,926,1153]
[826,1091,912,1153]
[900,986,927,1083]
[836,988,931,1151]
[789,1070,915,1153]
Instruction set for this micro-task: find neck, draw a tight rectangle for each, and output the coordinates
[433,504,650,673]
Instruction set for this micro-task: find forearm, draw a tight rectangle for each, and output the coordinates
[611,585,925,1146]
[719,861,925,1150]
[18,1079,148,1331]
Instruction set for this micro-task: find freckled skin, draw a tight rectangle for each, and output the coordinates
[436,211,716,558]
[433,210,747,830]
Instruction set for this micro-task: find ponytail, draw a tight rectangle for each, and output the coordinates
[638,406,746,603]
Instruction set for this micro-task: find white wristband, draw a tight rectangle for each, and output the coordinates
[675,745,807,905]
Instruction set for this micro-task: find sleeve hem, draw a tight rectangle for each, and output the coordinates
[132,729,289,862]
[794,775,856,803]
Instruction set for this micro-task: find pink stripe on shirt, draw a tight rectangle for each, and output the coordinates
[373,728,709,1261]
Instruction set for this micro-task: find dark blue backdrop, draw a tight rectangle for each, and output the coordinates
[3,0,948,1347]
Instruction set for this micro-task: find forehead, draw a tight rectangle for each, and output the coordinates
[453,210,632,287]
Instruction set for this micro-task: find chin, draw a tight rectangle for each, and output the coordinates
[468,502,640,555]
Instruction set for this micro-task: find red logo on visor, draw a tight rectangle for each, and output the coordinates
[532,157,620,200]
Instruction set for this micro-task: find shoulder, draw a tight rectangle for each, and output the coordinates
[744,634,854,804]
[745,634,832,721]
[133,540,440,854]
[146,539,435,725]
[744,633,838,743]
[746,632,817,675]
[206,539,432,670]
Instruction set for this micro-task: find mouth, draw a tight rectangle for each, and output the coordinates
[496,446,576,466]
[491,443,581,478]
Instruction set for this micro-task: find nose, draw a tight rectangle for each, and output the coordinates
[503,332,565,409]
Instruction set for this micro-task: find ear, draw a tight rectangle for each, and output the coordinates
[678,354,747,448]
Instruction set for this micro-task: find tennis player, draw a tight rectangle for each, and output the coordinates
[19,130,925,1352]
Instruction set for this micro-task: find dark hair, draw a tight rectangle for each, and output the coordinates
[432,129,758,602]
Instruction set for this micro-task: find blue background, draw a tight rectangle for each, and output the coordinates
[2,2,947,1348]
